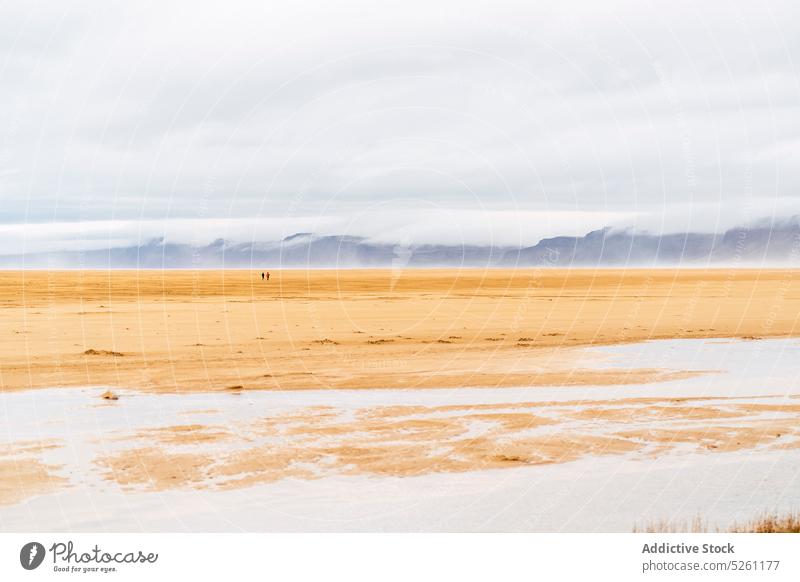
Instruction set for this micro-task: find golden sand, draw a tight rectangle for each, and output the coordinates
[3,268,800,502]
[3,393,799,501]
[92,394,800,492]
[0,441,67,504]
[1,268,799,392]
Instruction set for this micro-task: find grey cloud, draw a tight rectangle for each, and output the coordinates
[0,0,799,249]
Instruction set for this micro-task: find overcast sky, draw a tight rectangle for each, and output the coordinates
[1,0,799,252]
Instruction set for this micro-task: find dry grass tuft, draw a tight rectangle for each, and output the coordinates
[730,511,800,533]
[635,511,800,533]
[634,515,708,533]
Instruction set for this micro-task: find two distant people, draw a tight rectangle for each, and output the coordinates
[261,271,270,281]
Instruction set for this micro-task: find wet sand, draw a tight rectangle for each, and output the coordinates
[1,268,799,393]
[2,269,800,530]
[2,335,800,529]
[94,393,800,492]
[0,441,65,505]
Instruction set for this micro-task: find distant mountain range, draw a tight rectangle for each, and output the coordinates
[508,219,800,267]
[5,218,800,268]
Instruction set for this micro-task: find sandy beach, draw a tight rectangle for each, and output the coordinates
[2,268,799,393]
[2,336,800,530]
[3,268,800,530]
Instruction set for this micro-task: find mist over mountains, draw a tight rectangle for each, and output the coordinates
[4,219,800,269]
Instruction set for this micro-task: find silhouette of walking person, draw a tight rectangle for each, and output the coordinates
[261,272,265,281]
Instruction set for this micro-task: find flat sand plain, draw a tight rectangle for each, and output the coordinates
[1,268,799,393]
